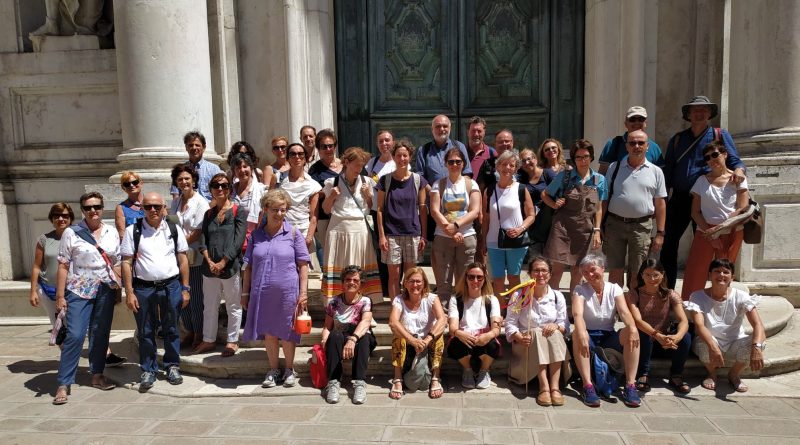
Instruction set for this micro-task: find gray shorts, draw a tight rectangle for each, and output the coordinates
[694,335,752,365]
[382,235,422,265]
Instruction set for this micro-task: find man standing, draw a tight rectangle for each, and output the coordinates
[466,116,495,192]
[300,125,318,166]
[416,115,473,241]
[602,130,667,289]
[661,96,746,288]
[121,192,190,391]
[170,131,222,201]
[493,129,515,156]
[598,106,663,174]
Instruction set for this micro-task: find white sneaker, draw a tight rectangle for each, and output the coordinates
[283,368,298,387]
[325,379,340,404]
[352,379,367,404]
[476,370,491,389]
[262,369,280,388]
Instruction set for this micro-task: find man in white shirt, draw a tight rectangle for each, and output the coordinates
[121,192,190,391]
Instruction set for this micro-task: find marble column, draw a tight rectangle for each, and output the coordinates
[111,0,220,187]
[725,0,800,284]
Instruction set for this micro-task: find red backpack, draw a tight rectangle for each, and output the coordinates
[309,344,328,389]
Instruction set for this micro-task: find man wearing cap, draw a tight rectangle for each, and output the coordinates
[121,192,190,391]
[598,106,664,174]
[661,95,746,288]
[602,130,667,289]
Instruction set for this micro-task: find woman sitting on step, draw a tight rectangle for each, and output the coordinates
[321,265,377,404]
[388,267,447,399]
[684,258,765,393]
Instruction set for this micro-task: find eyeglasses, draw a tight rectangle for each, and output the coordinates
[574,154,591,161]
[143,204,163,211]
[344,278,361,283]
[627,116,646,123]
[704,151,722,162]
[543,146,558,152]
[530,268,550,275]
[321,144,336,150]
[466,274,484,281]
[268,207,287,214]
[210,183,230,190]
[406,279,424,284]
[643,272,663,279]
[81,205,103,212]
[446,159,463,166]
[51,214,71,220]
[626,141,646,147]
[272,145,287,151]
[521,157,534,163]
[122,179,140,188]
[287,151,305,159]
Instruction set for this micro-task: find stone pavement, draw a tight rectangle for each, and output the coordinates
[3,325,800,444]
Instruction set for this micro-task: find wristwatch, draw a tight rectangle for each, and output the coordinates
[182,285,191,292]
[753,342,766,351]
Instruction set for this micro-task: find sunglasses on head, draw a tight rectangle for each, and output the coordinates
[122,179,140,188]
[446,159,463,166]
[704,151,722,162]
[81,205,103,212]
[143,204,163,211]
[210,182,230,190]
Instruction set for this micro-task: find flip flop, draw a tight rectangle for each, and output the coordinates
[668,375,691,394]
[728,376,749,393]
[429,377,443,399]
[389,378,404,400]
[701,376,716,391]
[52,386,69,405]
[91,376,116,391]
[221,343,239,357]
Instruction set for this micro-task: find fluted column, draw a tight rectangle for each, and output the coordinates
[111,0,221,185]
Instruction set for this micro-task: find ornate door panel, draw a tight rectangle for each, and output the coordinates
[335,0,583,153]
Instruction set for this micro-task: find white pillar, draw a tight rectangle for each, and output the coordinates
[112,0,220,185]
[726,0,800,284]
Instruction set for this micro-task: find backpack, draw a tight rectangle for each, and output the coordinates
[436,176,473,209]
[404,347,432,392]
[309,343,328,389]
[590,346,621,398]
[132,217,179,278]
[382,172,422,208]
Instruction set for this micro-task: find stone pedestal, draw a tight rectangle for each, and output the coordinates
[111,0,221,186]
[29,34,100,52]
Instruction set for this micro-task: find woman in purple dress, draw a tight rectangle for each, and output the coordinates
[241,189,310,389]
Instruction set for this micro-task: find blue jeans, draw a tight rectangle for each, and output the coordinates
[134,279,183,372]
[637,329,692,377]
[57,285,115,386]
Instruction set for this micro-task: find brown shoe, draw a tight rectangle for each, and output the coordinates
[536,390,552,407]
[193,341,216,354]
[550,389,564,406]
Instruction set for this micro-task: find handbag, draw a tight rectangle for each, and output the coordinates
[403,347,432,392]
[494,186,531,248]
[743,198,763,244]
[293,308,312,335]
[50,309,67,346]
[309,343,328,389]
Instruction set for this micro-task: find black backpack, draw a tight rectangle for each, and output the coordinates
[132,217,179,277]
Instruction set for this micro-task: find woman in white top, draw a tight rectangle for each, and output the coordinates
[388,267,447,399]
[53,192,121,404]
[505,256,568,406]
[230,152,268,236]
[684,258,765,393]
[170,164,210,349]
[571,253,641,408]
[430,147,481,303]
[481,150,535,302]
[447,262,501,390]
[681,141,750,299]
[278,143,321,249]
[321,147,381,302]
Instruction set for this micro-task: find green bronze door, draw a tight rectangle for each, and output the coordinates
[334,0,584,152]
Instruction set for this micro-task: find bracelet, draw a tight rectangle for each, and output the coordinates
[241,292,250,297]
[347,336,357,343]
[592,227,601,232]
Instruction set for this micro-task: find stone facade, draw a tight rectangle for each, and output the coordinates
[0,0,797,287]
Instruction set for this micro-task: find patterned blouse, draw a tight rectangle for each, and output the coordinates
[57,221,120,299]
[325,294,372,335]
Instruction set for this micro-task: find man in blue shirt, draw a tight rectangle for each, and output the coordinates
[415,115,473,241]
[170,131,222,202]
[660,96,746,288]
[598,106,663,174]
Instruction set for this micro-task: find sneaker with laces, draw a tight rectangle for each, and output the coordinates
[262,369,280,388]
[282,368,298,387]
[139,371,156,391]
[621,383,642,407]
[352,379,367,404]
[461,369,476,389]
[582,384,601,407]
[325,379,340,404]
[166,366,183,385]
[475,370,491,389]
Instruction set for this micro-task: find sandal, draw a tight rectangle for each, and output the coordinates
[550,389,565,406]
[536,390,552,407]
[429,377,443,399]
[52,385,69,405]
[728,376,749,393]
[193,341,216,354]
[389,378,404,400]
[636,376,651,393]
[221,343,239,357]
[668,375,691,394]
[91,375,116,391]
[701,376,716,391]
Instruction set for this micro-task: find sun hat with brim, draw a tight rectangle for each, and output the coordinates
[682,95,719,121]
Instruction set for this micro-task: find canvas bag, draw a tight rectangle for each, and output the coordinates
[403,347,432,392]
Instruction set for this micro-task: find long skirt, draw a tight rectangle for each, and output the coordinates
[322,215,382,303]
[508,328,569,385]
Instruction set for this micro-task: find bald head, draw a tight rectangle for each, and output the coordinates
[625,130,649,165]
[431,115,451,145]
[143,192,167,225]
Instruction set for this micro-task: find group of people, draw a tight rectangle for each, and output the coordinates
[29,94,766,408]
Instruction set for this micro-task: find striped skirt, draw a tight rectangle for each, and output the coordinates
[322,216,382,303]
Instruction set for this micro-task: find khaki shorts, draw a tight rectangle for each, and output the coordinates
[382,235,422,265]
[603,216,652,272]
[694,335,752,365]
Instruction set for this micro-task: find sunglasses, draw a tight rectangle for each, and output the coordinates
[543,146,558,152]
[627,116,646,123]
[210,183,230,190]
[704,151,722,162]
[466,274,485,281]
[521,157,534,163]
[446,159,463,166]
[626,141,646,147]
[143,204,164,211]
[51,214,71,220]
[122,179,140,188]
[287,151,305,159]
[321,143,336,150]
[81,205,103,212]
[272,145,287,151]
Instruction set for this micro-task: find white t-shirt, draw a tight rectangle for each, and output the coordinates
[392,293,438,337]
[685,288,759,351]
[120,219,189,281]
[690,175,748,225]
[486,182,525,247]
[432,176,479,238]
[573,281,624,331]
[448,295,501,335]
[170,192,210,249]
[280,172,322,234]
[323,175,376,220]
[366,156,396,211]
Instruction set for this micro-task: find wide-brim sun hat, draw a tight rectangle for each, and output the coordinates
[682,95,719,121]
